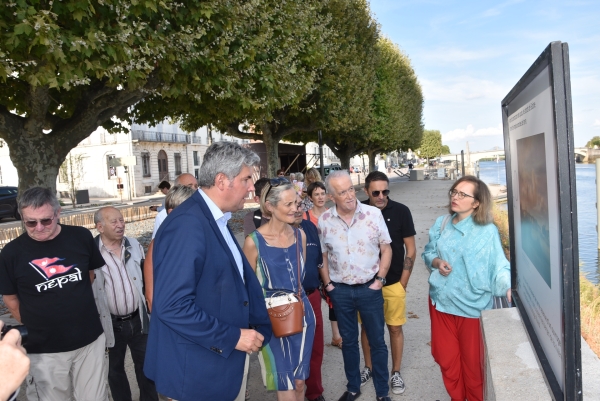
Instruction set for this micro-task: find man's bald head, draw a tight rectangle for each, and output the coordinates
[175,173,199,190]
[94,207,125,242]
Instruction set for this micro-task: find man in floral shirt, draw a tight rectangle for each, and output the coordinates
[318,170,393,401]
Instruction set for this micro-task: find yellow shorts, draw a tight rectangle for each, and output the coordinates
[358,281,407,326]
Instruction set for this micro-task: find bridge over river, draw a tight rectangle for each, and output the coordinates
[440,147,591,163]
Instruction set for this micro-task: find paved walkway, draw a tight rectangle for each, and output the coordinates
[6,177,455,401]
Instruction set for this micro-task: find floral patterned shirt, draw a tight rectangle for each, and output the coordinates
[318,202,391,284]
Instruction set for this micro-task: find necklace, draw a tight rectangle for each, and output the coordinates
[268,223,292,248]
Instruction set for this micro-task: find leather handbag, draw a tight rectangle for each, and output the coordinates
[266,229,305,338]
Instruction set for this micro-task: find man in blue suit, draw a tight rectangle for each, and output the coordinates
[144,141,272,401]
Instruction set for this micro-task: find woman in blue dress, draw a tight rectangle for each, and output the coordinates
[242,178,316,401]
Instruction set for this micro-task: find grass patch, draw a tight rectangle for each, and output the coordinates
[492,204,510,259]
[580,275,600,356]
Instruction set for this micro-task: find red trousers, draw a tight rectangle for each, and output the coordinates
[305,290,324,400]
[429,298,483,401]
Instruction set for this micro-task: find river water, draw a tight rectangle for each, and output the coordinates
[478,160,599,284]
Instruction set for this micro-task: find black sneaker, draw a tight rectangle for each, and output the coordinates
[376,397,392,401]
[360,366,372,387]
[390,371,405,394]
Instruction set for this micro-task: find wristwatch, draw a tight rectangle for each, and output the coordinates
[375,276,386,285]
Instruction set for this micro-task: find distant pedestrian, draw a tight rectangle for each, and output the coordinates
[149,181,171,212]
[422,176,511,401]
[92,207,158,401]
[319,171,393,401]
[359,172,416,395]
[0,187,108,401]
[151,173,198,239]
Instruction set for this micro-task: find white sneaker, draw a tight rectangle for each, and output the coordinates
[390,371,405,394]
[360,366,372,387]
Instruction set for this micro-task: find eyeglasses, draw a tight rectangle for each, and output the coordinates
[371,189,390,197]
[265,177,290,198]
[24,215,56,228]
[336,186,356,198]
[449,189,475,200]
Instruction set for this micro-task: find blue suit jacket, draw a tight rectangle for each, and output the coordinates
[144,191,272,401]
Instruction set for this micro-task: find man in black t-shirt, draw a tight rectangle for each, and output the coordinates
[359,172,416,396]
[0,187,107,401]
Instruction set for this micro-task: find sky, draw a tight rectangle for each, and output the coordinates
[369,0,600,153]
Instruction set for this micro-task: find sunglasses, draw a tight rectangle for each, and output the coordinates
[24,215,56,228]
[265,177,290,198]
[371,189,390,197]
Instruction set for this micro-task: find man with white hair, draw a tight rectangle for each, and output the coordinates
[92,206,157,401]
[318,170,393,401]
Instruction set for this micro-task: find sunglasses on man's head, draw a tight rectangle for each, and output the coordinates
[371,190,390,197]
[24,215,56,228]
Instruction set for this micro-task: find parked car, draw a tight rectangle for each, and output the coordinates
[0,186,20,220]
[315,164,342,177]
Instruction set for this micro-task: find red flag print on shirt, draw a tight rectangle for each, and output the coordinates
[29,257,75,279]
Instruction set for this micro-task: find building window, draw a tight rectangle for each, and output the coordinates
[142,152,151,177]
[174,153,182,176]
[194,168,199,179]
[107,154,117,179]
[157,150,169,181]
[193,151,199,166]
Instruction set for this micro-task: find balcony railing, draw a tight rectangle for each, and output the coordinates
[132,130,190,144]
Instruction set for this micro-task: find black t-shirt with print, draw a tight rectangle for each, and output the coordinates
[0,225,105,354]
[362,198,416,285]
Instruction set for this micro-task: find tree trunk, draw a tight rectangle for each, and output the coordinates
[367,148,377,173]
[324,138,355,171]
[262,123,284,178]
[8,131,71,197]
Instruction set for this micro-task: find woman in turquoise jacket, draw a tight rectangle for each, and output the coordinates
[422,176,511,401]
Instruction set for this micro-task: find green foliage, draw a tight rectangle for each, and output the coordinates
[316,36,423,168]
[0,0,330,189]
[586,136,600,148]
[418,129,442,159]
[132,0,332,131]
[441,144,451,154]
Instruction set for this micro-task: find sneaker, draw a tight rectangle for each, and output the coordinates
[360,366,372,387]
[376,397,392,401]
[390,371,405,394]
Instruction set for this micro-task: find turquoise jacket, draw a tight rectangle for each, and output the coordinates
[422,214,511,318]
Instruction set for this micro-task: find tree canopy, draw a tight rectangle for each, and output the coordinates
[314,37,423,170]
[0,0,323,191]
[442,144,451,154]
[585,136,600,148]
[418,129,442,159]
[0,0,424,188]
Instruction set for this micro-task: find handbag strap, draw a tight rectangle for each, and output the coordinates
[296,228,302,300]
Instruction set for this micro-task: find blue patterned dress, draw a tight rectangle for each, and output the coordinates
[249,229,316,391]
